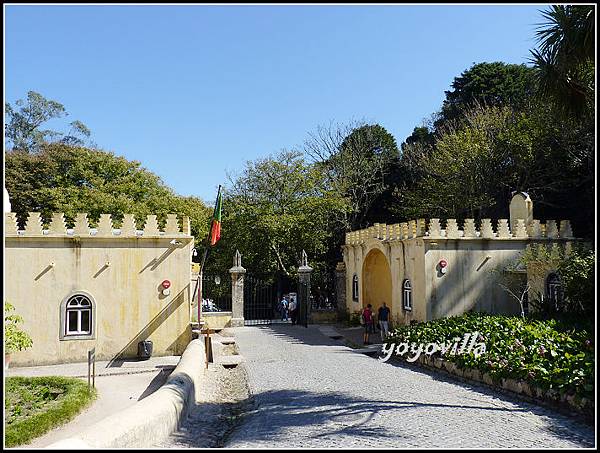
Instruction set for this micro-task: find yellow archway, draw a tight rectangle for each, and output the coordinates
[361,248,393,316]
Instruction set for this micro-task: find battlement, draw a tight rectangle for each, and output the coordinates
[345,218,575,245]
[4,212,192,238]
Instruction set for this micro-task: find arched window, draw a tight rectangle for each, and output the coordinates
[352,274,359,301]
[403,279,412,311]
[546,273,563,311]
[60,293,95,339]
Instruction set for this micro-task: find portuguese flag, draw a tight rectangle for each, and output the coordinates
[209,186,222,246]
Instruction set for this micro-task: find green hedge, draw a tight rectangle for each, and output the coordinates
[5,376,97,447]
[387,313,594,401]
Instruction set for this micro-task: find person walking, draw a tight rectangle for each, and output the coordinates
[378,302,390,341]
[289,297,298,325]
[280,297,289,321]
[362,304,375,345]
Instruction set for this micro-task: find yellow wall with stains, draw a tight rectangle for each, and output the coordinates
[4,213,194,366]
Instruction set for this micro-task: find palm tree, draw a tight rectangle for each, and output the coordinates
[529,5,595,118]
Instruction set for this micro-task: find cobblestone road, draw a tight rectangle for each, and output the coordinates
[224,325,595,448]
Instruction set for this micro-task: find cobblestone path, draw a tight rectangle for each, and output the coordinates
[223,325,594,448]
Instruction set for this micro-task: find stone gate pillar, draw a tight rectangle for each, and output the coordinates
[335,261,346,318]
[229,250,246,327]
[298,250,313,326]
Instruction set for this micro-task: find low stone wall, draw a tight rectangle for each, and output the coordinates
[310,310,337,324]
[201,312,233,330]
[396,354,593,423]
[47,339,205,448]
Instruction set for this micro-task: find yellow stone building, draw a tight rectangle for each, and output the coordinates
[4,212,194,366]
[342,194,578,325]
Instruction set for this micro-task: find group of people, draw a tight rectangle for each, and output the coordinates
[361,302,390,345]
[278,296,299,325]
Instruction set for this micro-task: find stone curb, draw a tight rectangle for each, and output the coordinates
[46,339,205,449]
[390,353,594,424]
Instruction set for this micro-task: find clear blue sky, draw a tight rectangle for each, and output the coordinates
[5,4,550,204]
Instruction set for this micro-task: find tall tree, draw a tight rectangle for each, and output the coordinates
[303,121,400,231]
[5,143,211,241]
[437,62,536,128]
[206,150,347,294]
[529,5,595,118]
[5,91,92,153]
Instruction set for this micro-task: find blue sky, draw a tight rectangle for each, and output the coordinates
[4,4,550,204]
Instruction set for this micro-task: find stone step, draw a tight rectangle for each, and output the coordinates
[215,354,244,368]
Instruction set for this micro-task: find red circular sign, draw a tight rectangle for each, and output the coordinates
[439,260,448,268]
[161,280,171,289]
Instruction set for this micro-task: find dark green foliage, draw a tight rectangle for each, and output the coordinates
[530,5,595,118]
[437,62,536,128]
[5,143,212,243]
[388,313,594,401]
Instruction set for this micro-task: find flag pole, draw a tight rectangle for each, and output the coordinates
[197,185,221,326]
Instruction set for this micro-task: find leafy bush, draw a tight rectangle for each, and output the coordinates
[387,313,594,401]
[5,302,33,354]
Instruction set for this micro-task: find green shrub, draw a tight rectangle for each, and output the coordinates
[5,302,33,354]
[387,313,594,401]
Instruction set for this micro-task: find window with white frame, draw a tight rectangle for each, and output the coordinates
[546,273,563,311]
[403,279,412,311]
[65,294,93,336]
[352,274,359,301]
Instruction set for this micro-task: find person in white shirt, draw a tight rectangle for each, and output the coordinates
[289,298,298,325]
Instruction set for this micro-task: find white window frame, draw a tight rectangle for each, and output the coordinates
[352,274,359,301]
[60,292,96,340]
[403,279,412,311]
[546,273,563,311]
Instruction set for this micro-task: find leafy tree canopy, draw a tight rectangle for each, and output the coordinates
[5,143,212,242]
[5,91,92,153]
[437,62,536,127]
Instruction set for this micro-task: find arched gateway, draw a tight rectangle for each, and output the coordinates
[361,248,393,316]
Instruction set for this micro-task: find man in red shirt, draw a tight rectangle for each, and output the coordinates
[362,304,375,345]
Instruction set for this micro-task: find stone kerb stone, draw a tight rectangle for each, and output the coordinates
[546,220,559,238]
[463,219,477,238]
[427,219,442,238]
[25,212,44,235]
[496,219,511,238]
[5,212,19,236]
[480,219,495,238]
[445,219,459,239]
[559,220,573,238]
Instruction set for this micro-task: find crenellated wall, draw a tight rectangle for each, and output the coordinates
[345,218,574,245]
[5,212,194,366]
[342,213,578,326]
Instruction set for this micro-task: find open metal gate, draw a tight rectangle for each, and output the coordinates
[244,275,275,325]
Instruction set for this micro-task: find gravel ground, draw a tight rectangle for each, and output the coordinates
[155,336,252,448]
[222,325,595,449]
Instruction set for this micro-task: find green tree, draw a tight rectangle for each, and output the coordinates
[530,5,595,118]
[5,91,92,153]
[304,121,400,231]
[5,143,211,242]
[5,302,33,354]
[437,62,536,128]
[206,150,348,294]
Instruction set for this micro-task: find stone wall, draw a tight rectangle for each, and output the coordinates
[342,215,577,325]
[4,212,194,366]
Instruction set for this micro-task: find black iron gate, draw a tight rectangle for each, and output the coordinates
[201,273,232,312]
[244,275,275,325]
